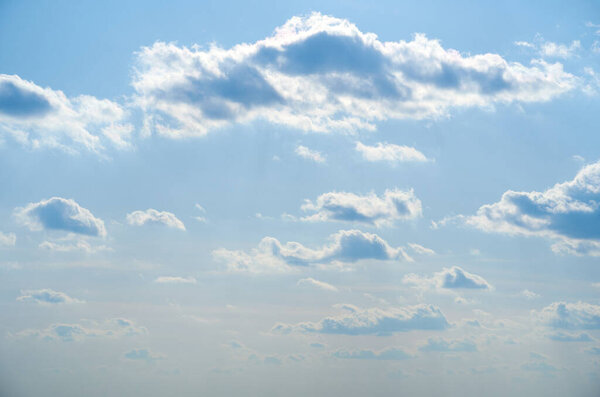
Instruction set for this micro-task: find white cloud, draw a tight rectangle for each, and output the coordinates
[355,142,429,163]
[16,289,83,305]
[15,197,106,237]
[14,318,147,342]
[463,160,600,256]
[403,266,492,291]
[154,276,197,284]
[520,289,540,299]
[132,13,576,137]
[0,74,132,152]
[295,145,325,163]
[297,277,338,292]
[407,243,436,255]
[0,231,16,247]
[540,40,581,59]
[126,209,186,230]
[300,189,422,227]
[212,229,411,273]
[333,347,412,360]
[535,301,600,330]
[418,337,478,352]
[38,236,111,253]
[272,304,449,335]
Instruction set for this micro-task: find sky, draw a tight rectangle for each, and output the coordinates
[1,1,600,396]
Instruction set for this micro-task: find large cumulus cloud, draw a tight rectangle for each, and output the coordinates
[464,160,600,255]
[132,13,576,137]
[0,74,132,152]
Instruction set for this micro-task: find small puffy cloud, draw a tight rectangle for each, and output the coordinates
[272,304,449,335]
[333,347,412,360]
[295,145,325,163]
[403,266,492,291]
[124,348,164,362]
[297,277,338,292]
[520,289,540,299]
[14,318,147,342]
[535,302,600,330]
[133,13,576,138]
[546,332,593,342]
[300,189,422,227]
[407,243,435,255]
[0,231,16,247]
[16,289,83,305]
[126,209,186,230]
[418,337,478,353]
[154,276,197,284]
[15,197,106,237]
[0,74,131,152]
[355,142,429,163]
[213,229,411,273]
[462,160,600,256]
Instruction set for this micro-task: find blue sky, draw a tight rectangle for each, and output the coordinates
[1,1,600,396]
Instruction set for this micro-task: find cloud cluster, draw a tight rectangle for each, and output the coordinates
[355,142,429,163]
[464,160,600,256]
[536,301,600,330]
[212,229,411,273]
[15,197,106,237]
[418,337,478,352]
[0,231,16,247]
[515,38,581,59]
[14,318,148,342]
[300,189,422,227]
[403,266,492,291]
[132,13,576,137]
[333,347,412,360]
[0,74,132,152]
[16,289,83,305]
[272,304,449,335]
[126,209,186,230]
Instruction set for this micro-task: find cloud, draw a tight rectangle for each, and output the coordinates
[536,302,600,330]
[403,266,492,291]
[300,189,422,227]
[407,243,435,255]
[124,348,164,362]
[16,289,83,305]
[418,337,478,352]
[546,332,593,342]
[132,13,576,137]
[212,229,411,273]
[333,347,412,360]
[515,37,581,59]
[297,277,338,292]
[295,145,325,163]
[14,318,147,342]
[462,160,600,256]
[521,361,557,375]
[154,276,197,284]
[0,74,132,152]
[355,142,429,163]
[38,235,111,253]
[520,289,540,299]
[0,231,16,247]
[126,209,186,230]
[15,197,106,237]
[272,304,449,335]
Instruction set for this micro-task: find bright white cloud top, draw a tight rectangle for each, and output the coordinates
[300,189,422,227]
[297,277,339,292]
[132,13,576,137]
[355,141,429,163]
[295,144,326,163]
[403,266,492,291]
[126,209,186,230]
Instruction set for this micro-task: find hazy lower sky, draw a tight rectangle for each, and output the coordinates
[1,1,600,396]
